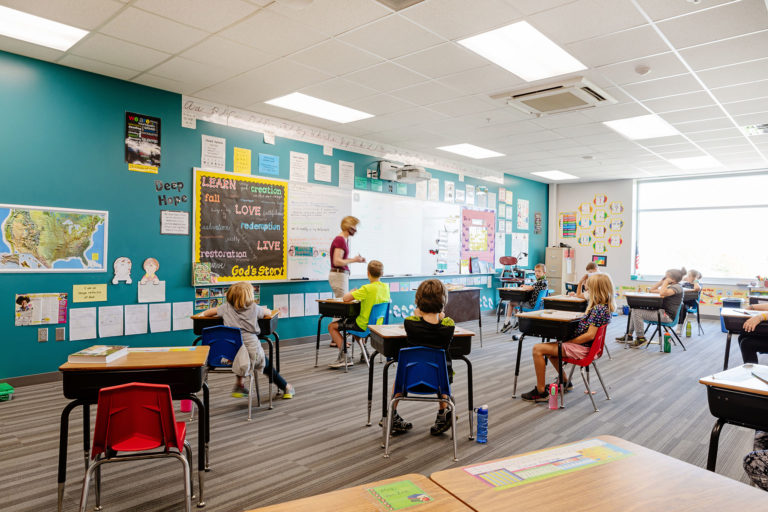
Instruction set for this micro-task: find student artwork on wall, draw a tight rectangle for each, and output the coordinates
[125,112,161,174]
[592,225,607,238]
[460,208,495,267]
[112,257,132,284]
[592,241,607,254]
[517,199,529,230]
[444,181,455,202]
[511,233,529,266]
[609,201,624,214]
[593,193,607,207]
[534,212,542,234]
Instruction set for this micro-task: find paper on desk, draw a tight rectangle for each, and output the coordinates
[289,293,304,317]
[149,303,171,333]
[69,307,97,341]
[124,304,148,335]
[273,294,289,318]
[172,301,193,331]
[98,305,123,338]
[539,310,583,320]
[304,293,319,315]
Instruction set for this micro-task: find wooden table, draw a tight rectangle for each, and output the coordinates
[512,310,584,407]
[315,299,361,370]
[430,435,768,511]
[542,294,588,312]
[367,324,476,440]
[245,473,470,511]
[191,313,281,370]
[58,346,210,510]
[445,287,483,346]
[624,292,666,351]
[700,364,768,471]
[720,308,768,370]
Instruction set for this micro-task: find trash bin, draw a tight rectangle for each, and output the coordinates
[721,298,744,333]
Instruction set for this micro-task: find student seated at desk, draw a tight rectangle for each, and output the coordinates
[201,282,295,399]
[738,303,768,363]
[744,431,768,491]
[328,260,390,368]
[500,263,548,333]
[569,262,599,299]
[676,269,702,335]
[522,274,614,402]
[616,267,685,348]
[384,279,456,435]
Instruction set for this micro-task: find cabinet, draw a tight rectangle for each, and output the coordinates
[545,247,575,296]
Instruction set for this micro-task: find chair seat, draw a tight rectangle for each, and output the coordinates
[110,421,186,452]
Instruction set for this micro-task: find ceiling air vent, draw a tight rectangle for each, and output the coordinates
[490,77,616,117]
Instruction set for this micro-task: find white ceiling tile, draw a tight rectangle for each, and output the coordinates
[634,0,735,21]
[529,111,593,130]
[437,64,526,96]
[673,117,735,133]
[0,35,63,62]
[343,62,426,92]
[566,25,668,67]
[636,135,689,147]
[132,73,185,94]
[621,73,702,101]
[659,105,726,124]
[347,93,416,116]
[289,39,383,76]
[500,1,575,20]
[133,0,258,32]
[580,102,648,122]
[338,15,443,60]
[427,95,497,117]
[698,138,752,150]
[530,0,647,45]
[389,80,462,105]
[708,146,760,156]
[299,78,379,104]
[656,0,768,49]
[734,112,768,126]
[347,107,447,133]
[723,97,768,117]
[181,36,275,72]
[393,43,488,79]
[147,57,237,91]
[686,128,744,141]
[552,122,617,138]
[698,58,768,90]
[679,30,768,71]
[653,149,705,159]
[70,33,171,70]
[268,0,390,37]
[0,0,125,30]
[401,0,522,40]
[58,54,138,80]
[99,7,208,54]
[219,8,328,57]
[711,79,768,104]
[595,52,688,86]
[641,91,715,113]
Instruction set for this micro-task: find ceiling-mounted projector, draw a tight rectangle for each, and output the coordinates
[397,165,430,184]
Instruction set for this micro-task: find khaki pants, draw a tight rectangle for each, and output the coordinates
[328,271,349,298]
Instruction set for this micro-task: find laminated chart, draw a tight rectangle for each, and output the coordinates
[463,438,632,490]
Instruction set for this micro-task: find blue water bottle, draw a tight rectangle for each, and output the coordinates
[476,405,488,444]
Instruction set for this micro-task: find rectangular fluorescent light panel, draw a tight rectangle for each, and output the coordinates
[437,144,504,159]
[458,21,586,82]
[667,156,721,170]
[265,93,373,123]
[531,170,579,181]
[603,115,680,140]
[0,6,88,51]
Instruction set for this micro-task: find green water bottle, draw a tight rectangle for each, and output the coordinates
[663,333,671,353]
[685,320,692,337]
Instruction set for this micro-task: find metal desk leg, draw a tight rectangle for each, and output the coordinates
[478,302,483,348]
[82,404,90,472]
[273,332,280,373]
[343,323,349,373]
[657,311,663,352]
[557,342,565,409]
[202,383,210,471]
[315,315,325,367]
[707,418,726,472]
[512,334,526,398]
[723,332,732,371]
[367,350,379,426]
[381,360,396,419]
[457,355,474,440]
[189,394,206,508]
[58,400,82,512]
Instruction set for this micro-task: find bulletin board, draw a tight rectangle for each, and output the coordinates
[460,208,496,266]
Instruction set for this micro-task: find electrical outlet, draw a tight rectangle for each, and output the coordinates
[56,327,66,341]
[38,328,48,342]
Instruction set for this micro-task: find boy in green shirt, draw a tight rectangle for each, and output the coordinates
[328,260,390,368]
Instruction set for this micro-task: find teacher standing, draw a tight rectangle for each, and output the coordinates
[329,216,365,297]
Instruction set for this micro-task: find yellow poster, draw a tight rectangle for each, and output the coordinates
[233,147,252,174]
[73,284,107,303]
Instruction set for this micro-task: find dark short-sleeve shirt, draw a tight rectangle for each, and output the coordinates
[330,235,349,271]
[523,278,549,309]
[575,304,611,346]
[403,316,455,351]
[662,283,683,319]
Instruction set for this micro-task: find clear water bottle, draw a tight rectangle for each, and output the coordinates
[548,383,559,410]
[686,320,692,337]
[476,405,488,444]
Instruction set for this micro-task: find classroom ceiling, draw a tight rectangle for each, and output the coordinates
[3,0,768,183]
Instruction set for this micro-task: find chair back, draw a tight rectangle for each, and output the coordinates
[564,324,607,366]
[393,347,451,397]
[667,301,684,326]
[92,382,182,459]
[523,288,549,312]
[201,325,243,368]
[348,302,389,336]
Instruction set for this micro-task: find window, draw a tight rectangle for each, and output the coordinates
[635,173,768,281]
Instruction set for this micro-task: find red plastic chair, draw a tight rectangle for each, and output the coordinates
[562,324,611,412]
[79,382,193,512]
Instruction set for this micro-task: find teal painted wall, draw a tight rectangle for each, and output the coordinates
[0,51,547,378]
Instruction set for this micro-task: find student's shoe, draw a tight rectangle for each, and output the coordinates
[282,384,296,399]
[629,337,647,348]
[500,321,513,333]
[615,334,633,343]
[430,409,456,436]
[521,386,549,403]
[231,385,249,398]
[379,412,413,434]
[328,353,354,368]
[554,380,574,393]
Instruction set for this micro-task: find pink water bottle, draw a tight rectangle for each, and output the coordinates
[180,399,193,412]
[548,383,559,409]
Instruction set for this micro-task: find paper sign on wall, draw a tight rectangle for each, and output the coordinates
[160,210,189,235]
[259,154,280,175]
[73,284,107,303]
[314,163,332,182]
[233,147,251,174]
[289,151,309,182]
[201,134,225,170]
[339,161,354,189]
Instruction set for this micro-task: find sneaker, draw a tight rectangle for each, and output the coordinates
[554,380,574,393]
[615,334,633,343]
[500,321,513,333]
[231,385,249,398]
[629,337,647,348]
[282,384,295,399]
[328,353,354,368]
[379,412,412,434]
[521,386,549,403]
[430,409,455,436]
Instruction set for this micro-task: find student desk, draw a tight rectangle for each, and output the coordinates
[245,473,470,511]
[444,286,483,345]
[367,324,476,440]
[497,286,533,331]
[191,313,281,371]
[700,364,768,472]
[542,294,588,312]
[512,310,584,408]
[624,292,665,351]
[57,347,210,510]
[720,309,768,370]
[429,435,767,511]
[315,299,361,370]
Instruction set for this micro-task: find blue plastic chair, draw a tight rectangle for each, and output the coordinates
[200,325,268,420]
[521,288,550,313]
[346,302,390,367]
[383,347,457,461]
[642,302,686,351]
